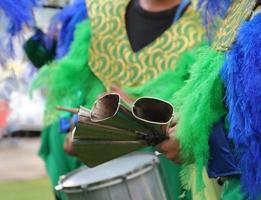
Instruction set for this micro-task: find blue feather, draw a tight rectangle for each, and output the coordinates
[221,13,261,200]
[197,0,231,40]
[48,0,87,59]
[0,0,39,64]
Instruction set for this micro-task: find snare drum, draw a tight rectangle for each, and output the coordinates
[56,153,167,200]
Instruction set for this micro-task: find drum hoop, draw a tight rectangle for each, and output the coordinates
[56,155,159,192]
[62,187,85,193]
[56,166,89,191]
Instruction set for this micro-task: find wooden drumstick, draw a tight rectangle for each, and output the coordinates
[56,106,79,114]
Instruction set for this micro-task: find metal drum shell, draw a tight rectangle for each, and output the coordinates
[56,153,167,200]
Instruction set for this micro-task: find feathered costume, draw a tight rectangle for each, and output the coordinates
[172,1,261,199]
[31,0,261,199]
[177,1,261,199]
[0,0,38,64]
[48,0,87,59]
[31,0,221,199]
[197,0,231,39]
[221,11,261,200]
[172,0,261,199]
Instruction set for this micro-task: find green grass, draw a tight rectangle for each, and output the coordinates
[0,177,54,200]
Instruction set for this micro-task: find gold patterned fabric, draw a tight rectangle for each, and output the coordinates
[87,0,205,89]
[213,0,257,51]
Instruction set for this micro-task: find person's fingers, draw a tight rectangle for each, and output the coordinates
[157,138,179,153]
[156,136,183,163]
[156,139,172,153]
[165,145,181,160]
[162,139,176,151]
[167,126,176,136]
[166,151,177,160]
[64,132,75,156]
[155,142,167,153]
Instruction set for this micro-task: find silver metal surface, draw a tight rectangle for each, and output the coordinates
[132,97,173,144]
[57,153,167,200]
[73,93,174,167]
[90,93,149,134]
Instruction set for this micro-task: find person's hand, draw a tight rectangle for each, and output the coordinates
[64,131,75,156]
[156,126,182,164]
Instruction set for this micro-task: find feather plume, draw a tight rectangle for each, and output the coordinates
[31,20,105,125]
[47,0,87,59]
[0,0,39,63]
[221,13,261,200]
[197,0,231,39]
[173,46,226,194]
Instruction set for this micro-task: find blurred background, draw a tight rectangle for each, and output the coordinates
[0,1,70,199]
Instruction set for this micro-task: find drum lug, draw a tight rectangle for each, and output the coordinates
[55,185,63,191]
[81,184,88,190]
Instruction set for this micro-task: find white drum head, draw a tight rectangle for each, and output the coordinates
[59,153,158,190]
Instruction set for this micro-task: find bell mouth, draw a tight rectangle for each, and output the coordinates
[91,93,120,122]
[132,97,173,124]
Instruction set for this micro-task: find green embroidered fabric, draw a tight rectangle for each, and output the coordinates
[87,0,205,89]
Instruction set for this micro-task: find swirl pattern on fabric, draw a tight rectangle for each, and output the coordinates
[87,0,205,88]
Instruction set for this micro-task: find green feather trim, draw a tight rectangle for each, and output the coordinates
[173,46,226,193]
[30,19,105,125]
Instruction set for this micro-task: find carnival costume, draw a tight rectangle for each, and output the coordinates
[174,1,261,199]
[31,0,220,199]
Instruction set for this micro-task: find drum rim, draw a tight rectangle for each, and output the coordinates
[55,166,89,191]
[56,153,159,192]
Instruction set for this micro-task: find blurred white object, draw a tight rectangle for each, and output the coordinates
[0,61,45,134]
[0,7,61,134]
[7,89,44,133]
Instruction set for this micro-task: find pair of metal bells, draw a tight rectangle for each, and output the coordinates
[72,93,174,167]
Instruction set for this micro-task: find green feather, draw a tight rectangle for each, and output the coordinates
[30,19,105,125]
[173,46,226,193]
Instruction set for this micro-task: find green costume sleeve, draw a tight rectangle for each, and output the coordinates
[31,19,105,125]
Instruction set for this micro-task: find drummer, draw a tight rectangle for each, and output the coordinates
[32,0,221,199]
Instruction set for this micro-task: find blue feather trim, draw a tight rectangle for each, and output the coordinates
[0,0,39,64]
[221,13,261,200]
[197,0,231,40]
[48,0,87,59]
